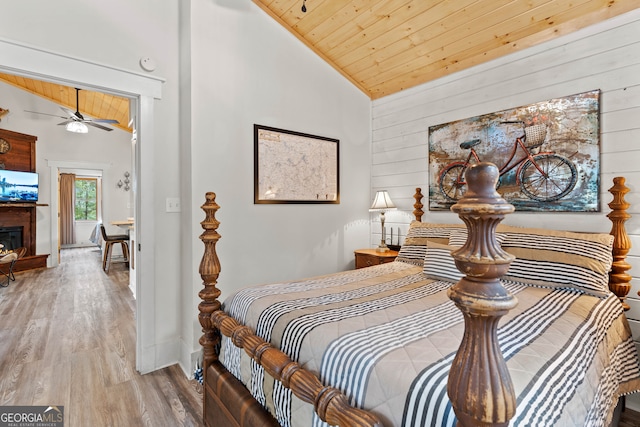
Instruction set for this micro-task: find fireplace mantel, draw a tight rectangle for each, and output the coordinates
[0,203,48,208]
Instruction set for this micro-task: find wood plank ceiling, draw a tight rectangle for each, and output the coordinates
[0,0,637,124]
[253,0,640,99]
[0,72,130,133]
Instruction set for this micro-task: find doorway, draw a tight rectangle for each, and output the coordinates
[0,38,163,373]
[58,169,104,251]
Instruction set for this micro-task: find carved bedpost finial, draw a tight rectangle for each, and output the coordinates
[447,162,518,427]
[413,188,424,221]
[607,177,632,309]
[199,192,222,374]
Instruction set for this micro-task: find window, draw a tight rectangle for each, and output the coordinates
[75,178,98,221]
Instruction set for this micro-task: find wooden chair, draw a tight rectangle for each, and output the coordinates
[100,225,130,273]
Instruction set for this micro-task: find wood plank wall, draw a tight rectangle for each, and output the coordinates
[370,8,640,397]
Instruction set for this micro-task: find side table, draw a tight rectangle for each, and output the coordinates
[354,249,399,269]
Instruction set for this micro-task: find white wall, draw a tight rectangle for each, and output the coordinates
[184,1,372,371]
[371,8,640,409]
[0,82,132,254]
[0,0,372,376]
[0,0,181,373]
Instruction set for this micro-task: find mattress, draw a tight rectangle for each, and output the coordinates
[219,261,640,427]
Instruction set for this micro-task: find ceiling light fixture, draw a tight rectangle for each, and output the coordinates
[65,121,88,134]
[301,0,307,13]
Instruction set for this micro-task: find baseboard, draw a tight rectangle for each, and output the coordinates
[178,340,202,380]
[137,339,181,374]
[155,339,181,370]
[137,344,157,374]
[61,243,99,249]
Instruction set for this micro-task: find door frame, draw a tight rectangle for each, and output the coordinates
[0,37,164,373]
[50,163,107,255]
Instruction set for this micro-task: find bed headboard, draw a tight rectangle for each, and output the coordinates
[411,175,633,309]
[413,188,424,221]
[607,177,633,310]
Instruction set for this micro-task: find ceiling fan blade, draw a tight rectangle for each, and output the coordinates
[24,110,67,119]
[27,88,117,132]
[88,118,119,124]
[85,121,114,131]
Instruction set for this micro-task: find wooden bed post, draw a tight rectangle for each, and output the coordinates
[447,163,517,427]
[198,192,222,383]
[607,177,632,309]
[198,192,382,427]
[413,188,424,222]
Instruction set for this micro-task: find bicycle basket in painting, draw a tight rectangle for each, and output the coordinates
[524,124,547,148]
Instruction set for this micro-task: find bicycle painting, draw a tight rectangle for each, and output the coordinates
[428,90,600,212]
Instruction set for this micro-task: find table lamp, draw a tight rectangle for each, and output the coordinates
[370,190,396,252]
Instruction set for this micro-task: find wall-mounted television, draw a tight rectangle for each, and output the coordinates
[0,170,39,202]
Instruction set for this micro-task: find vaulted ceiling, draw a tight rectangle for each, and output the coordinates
[0,1,637,126]
[0,72,131,133]
[253,0,640,99]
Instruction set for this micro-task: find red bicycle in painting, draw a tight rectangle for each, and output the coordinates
[438,121,578,202]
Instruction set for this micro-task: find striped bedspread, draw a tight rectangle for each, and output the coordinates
[219,261,640,427]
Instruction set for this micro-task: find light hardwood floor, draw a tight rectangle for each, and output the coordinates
[0,247,202,426]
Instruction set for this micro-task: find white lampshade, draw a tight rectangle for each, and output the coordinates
[369,190,396,211]
[370,190,396,252]
[66,121,88,134]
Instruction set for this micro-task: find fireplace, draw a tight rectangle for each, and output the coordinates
[0,226,23,251]
[0,206,33,256]
[0,128,49,272]
[0,206,48,271]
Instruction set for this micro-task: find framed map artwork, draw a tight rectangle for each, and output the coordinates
[254,125,340,204]
[428,90,600,212]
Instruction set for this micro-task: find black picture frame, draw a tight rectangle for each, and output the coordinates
[254,124,340,204]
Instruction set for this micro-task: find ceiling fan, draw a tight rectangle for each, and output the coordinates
[25,88,119,133]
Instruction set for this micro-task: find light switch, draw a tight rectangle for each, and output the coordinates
[166,197,181,213]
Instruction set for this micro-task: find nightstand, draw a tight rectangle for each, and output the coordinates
[354,249,399,269]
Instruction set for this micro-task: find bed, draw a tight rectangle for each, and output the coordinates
[197,162,640,427]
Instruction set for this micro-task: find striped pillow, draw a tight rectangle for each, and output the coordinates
[396,221,464,266]
[422,242,463,283]
[497,225,614,297]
